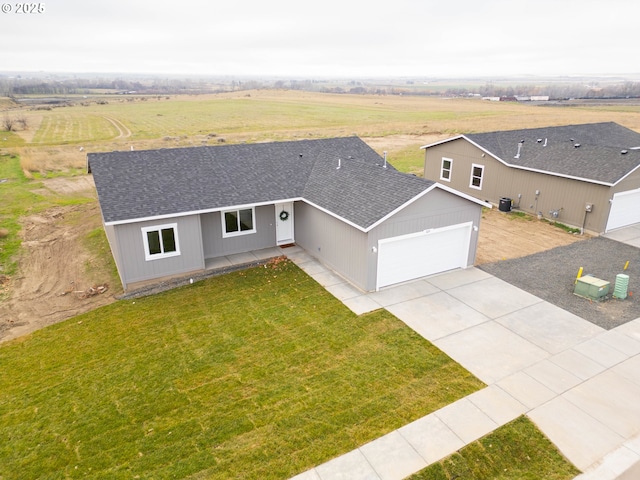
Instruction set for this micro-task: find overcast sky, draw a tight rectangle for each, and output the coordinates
[1,0,638,78]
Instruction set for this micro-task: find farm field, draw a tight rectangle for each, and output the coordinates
[5,89,640,176]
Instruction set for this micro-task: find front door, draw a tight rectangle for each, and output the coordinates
[275,202,294,245]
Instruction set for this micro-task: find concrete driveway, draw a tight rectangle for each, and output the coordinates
[283,246,640,480]
[604,224,640,248]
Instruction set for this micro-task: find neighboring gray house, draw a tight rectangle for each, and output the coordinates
[88,137,489,292]
[422,122,640,234]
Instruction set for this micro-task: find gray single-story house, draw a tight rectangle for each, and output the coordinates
[88,137,489,292]
[422,122,640,234]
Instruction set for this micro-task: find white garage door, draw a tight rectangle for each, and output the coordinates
[606,188,640,232]
[376,222,472,290]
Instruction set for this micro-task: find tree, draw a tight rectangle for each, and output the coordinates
[2,115,14,132]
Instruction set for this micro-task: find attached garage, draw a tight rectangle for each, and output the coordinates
[606,188,640,232]
[376,222,473,290]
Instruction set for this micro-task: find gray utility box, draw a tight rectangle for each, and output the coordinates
[574,275,610,301]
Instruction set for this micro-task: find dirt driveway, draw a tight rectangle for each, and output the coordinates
[476,207,585,264]
[0,179,585,344]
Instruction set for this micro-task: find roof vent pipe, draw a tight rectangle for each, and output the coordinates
[514,141,523,159]
[543,138,547,147]
[383,151,387,169]
[337,158,341,169]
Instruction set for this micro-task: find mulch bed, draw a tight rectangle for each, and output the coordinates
[479,237,640,330]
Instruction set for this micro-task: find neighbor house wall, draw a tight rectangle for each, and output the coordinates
[200,205,277,259]
[424,139,611,233]
[366,188,482,291]
[113,214,205,288]
[295,202,369,290]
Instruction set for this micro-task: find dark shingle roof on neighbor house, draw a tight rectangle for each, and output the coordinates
[426,122,640,185]
[89,137,459,230]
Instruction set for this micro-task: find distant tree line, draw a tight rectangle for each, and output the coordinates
[1,75,640,100]
[455,82,640,100]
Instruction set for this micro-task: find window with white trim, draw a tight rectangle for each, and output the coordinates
[470,163,484,190]
[440,157,453,182]
[142,223,180,261]
[222,207,256,237]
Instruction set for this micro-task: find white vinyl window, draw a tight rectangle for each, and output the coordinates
[470,163,484,190]
[142,223,180,261]
[440,157,453,182]
[222,207,256,237]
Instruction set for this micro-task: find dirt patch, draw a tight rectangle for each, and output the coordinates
[476,208,585,264]
[33,175,97,197]
[0,201,117,344]
[362,134,448,152]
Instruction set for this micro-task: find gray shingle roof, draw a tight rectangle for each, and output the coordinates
[88,137,436,229]
[465,122,640,185]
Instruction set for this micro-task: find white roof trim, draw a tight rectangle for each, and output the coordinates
[104,198,302,226]
[420,135,464,149]
[300,199,369,232]
[104,184,489,232]
[425,135,616,187]
[364,182,490,233]
[434,182,493,208]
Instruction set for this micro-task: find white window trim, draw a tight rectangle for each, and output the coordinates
[440,157,453,182]
[142,223,181,261]
[221,207,257,238]
[469,163,484,190]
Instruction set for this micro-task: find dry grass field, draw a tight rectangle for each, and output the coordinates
[4,89,640,175]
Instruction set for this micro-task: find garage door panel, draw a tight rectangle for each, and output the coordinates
[607,188,640,232]
[377,222,472,289]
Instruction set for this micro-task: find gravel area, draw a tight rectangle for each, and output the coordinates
[479,237,640,330]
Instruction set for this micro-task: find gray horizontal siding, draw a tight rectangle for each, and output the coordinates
[201,205,277,258]
[295,202,368,290]
[114,215,204,287]
[367,188,482,291]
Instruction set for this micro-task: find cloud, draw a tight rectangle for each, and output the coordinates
[1,0,638,77]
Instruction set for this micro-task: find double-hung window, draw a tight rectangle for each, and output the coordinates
[142,223,180,261]
[470,164,484,190]
[440,157,453,182]
[222,207,256,237]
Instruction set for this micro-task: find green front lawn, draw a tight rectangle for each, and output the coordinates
[409,416,580,480]
[0,260,483,479]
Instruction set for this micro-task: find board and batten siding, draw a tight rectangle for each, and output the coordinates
[294,202,369,290]
[425,138,612,233]
[366,188,482,291]
[200,205,277,259]
[113,214,205,288]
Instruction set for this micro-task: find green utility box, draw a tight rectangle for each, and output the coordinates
[574,275,610,301]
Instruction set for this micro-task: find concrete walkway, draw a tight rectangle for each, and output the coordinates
[281,246,640,480]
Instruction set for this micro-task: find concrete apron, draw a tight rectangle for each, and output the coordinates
[283,245,640,480]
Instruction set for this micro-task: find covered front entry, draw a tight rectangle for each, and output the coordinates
[275,202,295,245]
[606,188,640,232]
[376,222,472,290]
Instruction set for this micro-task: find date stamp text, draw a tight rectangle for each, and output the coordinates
[1,3,45,14]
